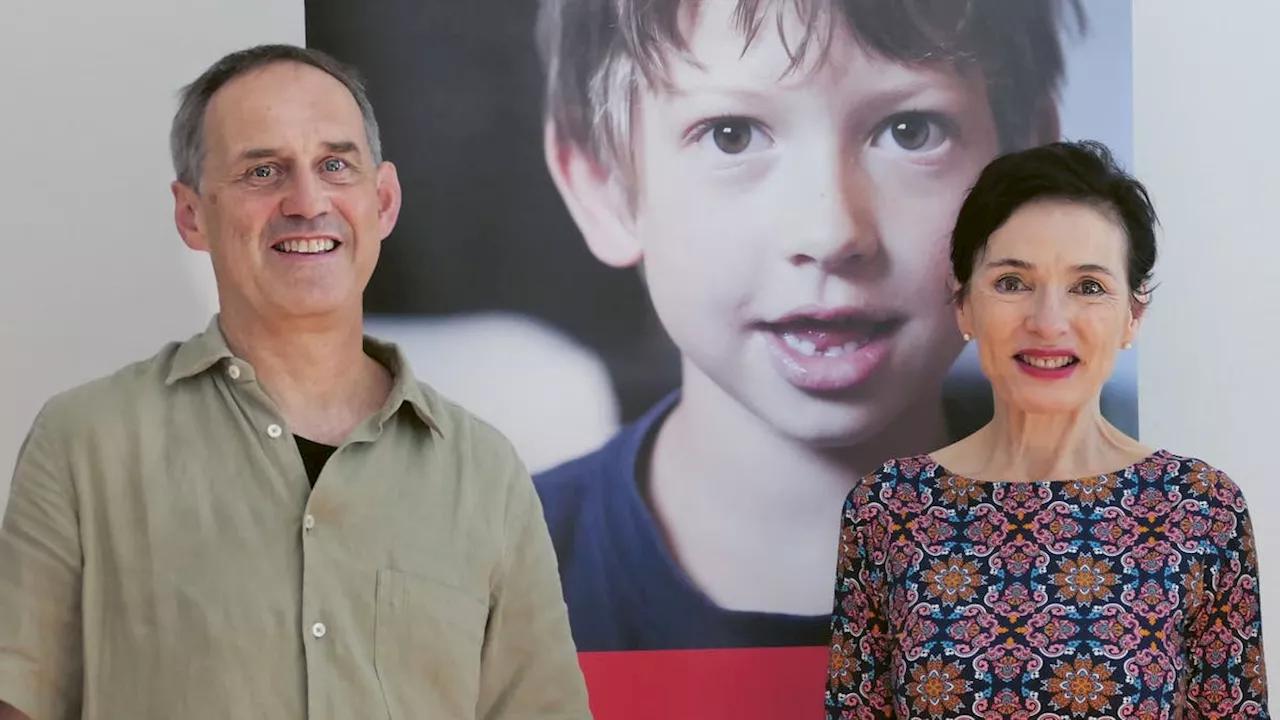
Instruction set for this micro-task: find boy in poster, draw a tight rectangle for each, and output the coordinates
[533,0,1087,652]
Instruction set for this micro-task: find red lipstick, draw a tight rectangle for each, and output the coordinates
[1014,348,1079,380]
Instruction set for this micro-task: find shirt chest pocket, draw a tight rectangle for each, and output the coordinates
[373,568,490,720]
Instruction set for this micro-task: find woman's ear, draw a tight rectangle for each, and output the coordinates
[951,278,974,340]
[543,122,643,268]
[1124,284,1152,346]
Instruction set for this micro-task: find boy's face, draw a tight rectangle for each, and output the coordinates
[552,4,1007,445]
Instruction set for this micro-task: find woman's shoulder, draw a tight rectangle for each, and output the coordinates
[1145,449,1250,507]
[845,454,943,504]
[867,453,947,484]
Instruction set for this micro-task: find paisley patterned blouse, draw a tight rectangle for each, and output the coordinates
[825,450,1269,719]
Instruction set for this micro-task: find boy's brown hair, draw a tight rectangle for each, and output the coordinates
[536,0,1086,181]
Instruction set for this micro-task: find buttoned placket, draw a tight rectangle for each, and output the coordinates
[224,356,335,718]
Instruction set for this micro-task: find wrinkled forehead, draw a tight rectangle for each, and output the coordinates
[202,61,368,161]
[984,201,1130,272]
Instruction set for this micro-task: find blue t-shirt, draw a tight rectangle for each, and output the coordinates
[533,393,833,652]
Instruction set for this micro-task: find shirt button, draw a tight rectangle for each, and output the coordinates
[267,423,283,439]
[304,514,316,531]
[227,364,241,380]
[311,622,327,639]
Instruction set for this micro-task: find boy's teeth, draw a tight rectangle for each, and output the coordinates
[1021,355,1073,368]
[782,333,854,358]
[276,238,336,254]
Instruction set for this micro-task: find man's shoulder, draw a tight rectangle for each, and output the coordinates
[35,339,190,435]
[403,380,539,510]
[409,378,517,453]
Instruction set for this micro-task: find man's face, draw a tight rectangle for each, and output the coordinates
[565,4,1004,446]
[174,61,400,324]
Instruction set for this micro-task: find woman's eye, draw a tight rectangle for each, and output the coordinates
[995,275,1025,292]
[1078,279,1106,295]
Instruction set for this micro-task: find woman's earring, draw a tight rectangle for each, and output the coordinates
[1122,341,1132,350]
[962,333,972,342]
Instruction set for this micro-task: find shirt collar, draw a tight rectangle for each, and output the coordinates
[166,314,441,434]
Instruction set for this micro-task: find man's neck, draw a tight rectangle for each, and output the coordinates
[218,306,392,445]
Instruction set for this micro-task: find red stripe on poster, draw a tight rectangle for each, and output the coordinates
[577,645,829,719]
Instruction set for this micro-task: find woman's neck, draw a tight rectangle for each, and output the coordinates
[944,401,1150,482]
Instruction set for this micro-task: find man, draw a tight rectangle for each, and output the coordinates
[0,44,591,719]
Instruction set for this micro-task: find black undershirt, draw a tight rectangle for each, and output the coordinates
[294,435,338,486]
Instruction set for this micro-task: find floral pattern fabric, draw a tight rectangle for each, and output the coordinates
[825,450,1269,719]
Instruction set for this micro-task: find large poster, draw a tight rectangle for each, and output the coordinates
[306,0,1133,715]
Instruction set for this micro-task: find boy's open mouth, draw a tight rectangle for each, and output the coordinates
[762,316,904,358]
[272,238,341,255]
[757,309,905,392]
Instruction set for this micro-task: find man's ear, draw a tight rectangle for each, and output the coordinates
[173,181,208,252]
[374,160,403,241]
[543,122,642,268]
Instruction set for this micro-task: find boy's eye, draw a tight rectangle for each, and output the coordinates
[711,120,753,154]
[693,118,770,155]
[873,112,953,153]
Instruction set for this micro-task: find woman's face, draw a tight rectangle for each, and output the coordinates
[957,200,1141,417]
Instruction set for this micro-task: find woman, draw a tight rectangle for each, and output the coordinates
[824,140,1269,719]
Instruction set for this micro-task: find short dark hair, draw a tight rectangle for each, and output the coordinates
[950,139,1159,307]
[536,0,1085,181]
[170,44,382,191]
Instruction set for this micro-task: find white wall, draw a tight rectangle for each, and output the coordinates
[0,1,303,496]
[1134,0,1280,694]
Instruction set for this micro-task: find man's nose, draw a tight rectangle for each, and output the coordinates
[279,171,331,219]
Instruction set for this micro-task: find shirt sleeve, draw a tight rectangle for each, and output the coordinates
[475,442,592,720]
[1186,471,1269,719]
[0,404,84,720]
[825,481,893,719]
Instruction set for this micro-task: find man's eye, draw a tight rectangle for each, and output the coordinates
[251,166,274,178]
[323,159,347,172]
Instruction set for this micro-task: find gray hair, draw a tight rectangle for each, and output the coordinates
[170,44,383,191]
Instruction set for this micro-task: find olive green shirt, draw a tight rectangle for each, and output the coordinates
[0,316,592,719]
